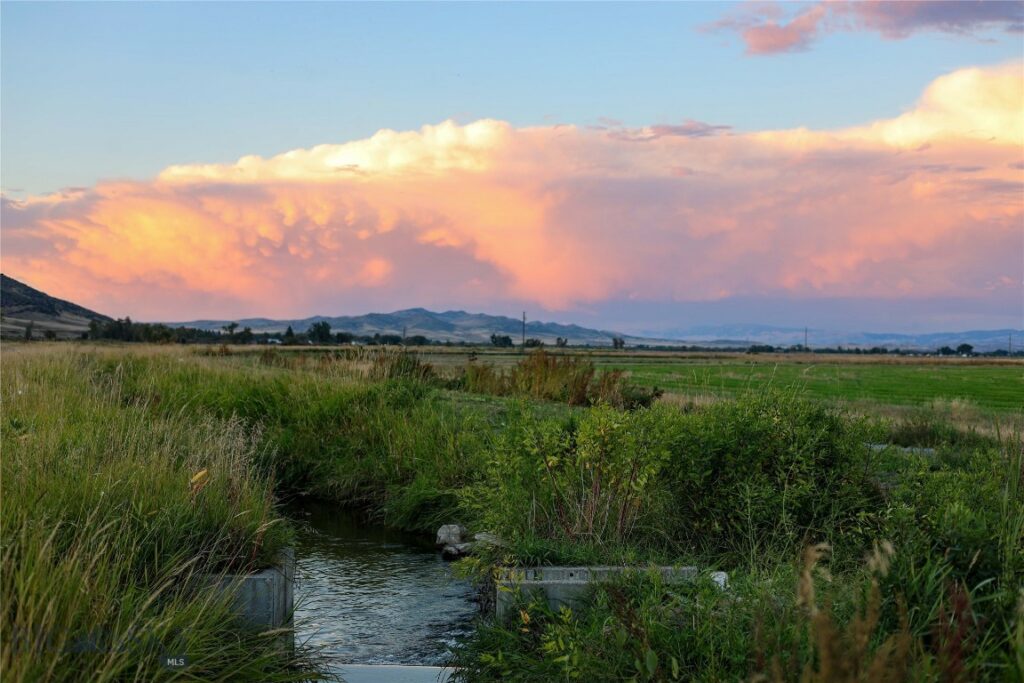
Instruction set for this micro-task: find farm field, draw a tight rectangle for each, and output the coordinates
[413,348,1024,413]
[601,357,1023,412]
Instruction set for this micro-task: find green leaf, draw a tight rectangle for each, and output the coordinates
[645,648,658,676]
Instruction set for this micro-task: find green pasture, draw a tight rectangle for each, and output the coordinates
[596,358,1023,412]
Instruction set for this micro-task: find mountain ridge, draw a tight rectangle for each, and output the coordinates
[1,273,1018,351]
[166,307,627,345]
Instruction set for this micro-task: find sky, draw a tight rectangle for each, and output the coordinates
[2,1,1022,334]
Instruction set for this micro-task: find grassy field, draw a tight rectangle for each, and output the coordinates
[3,342,1022,681]
[602,357,1023,412]
[408,348,1024,412]
[192,345,1024,414]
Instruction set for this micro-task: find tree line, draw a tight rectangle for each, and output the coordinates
[22,318,1022,356]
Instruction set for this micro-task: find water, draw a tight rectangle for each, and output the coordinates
[289,501,478,667]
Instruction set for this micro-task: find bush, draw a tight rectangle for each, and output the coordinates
[461,350,661,409]
[461,404,678,551]
[664,390,883,564]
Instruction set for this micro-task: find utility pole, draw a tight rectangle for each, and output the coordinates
[522,311,526,349]
[1010,333,1013,356]
[804,327,808,351]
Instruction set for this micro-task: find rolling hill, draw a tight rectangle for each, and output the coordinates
[168,308,631,346]
[0,274,111,339]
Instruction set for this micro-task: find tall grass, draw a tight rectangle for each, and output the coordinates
[459,349,663,408]
[1,347,313,681]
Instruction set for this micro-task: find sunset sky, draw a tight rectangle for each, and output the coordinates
[2,1,1022,334]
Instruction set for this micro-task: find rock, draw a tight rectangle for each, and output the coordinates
[436,524,467,547]
[441,542,474,560]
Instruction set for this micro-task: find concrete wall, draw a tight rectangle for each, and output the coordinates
[496,565,726,620]
[214,548,294,649]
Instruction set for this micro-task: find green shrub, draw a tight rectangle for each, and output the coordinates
[664,390,883,564]
[460,350,661,409]
[461,403,679,551]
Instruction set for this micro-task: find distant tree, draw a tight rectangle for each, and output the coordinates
[555,337,568,348]
[237,326,254,345]
[222,322,239,341]
[335,331,354,344]
[524,338,544,348]
[379,334,403,345]
[955,343,974,356]
[43,329,57,341]
[283,325,297,345]
[491,334,513,348]
[406,335,430,346]
[24,322,34,341]
[937,346,955,356]
[308,321,332,344]
[611,336,625,350]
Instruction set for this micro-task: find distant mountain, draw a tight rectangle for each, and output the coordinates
[167,308,631,345]
[642,323,1023,353]
[3,275,1015,352]
[0,274,111,339]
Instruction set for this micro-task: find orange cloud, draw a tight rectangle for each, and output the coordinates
[2,64,1021,320]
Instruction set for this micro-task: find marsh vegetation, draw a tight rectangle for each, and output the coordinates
[2,343,1021,681]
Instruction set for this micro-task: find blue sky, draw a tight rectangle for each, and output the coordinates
[3,1,1020,196]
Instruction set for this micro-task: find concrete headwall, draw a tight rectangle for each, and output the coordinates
[496,565,726,620]
[214,548,295,648]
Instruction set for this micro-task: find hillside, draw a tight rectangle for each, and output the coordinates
[168,308,631,346]
[0,274,111,339]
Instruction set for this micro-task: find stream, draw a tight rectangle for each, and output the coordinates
[289,501,478,671]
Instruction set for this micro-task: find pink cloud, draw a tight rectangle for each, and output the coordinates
[1,64,1021,321]
[708,1,1024,55]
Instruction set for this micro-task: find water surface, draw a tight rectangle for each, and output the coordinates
[290,501,477,667]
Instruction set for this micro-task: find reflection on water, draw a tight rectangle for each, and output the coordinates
[290,501,477,666]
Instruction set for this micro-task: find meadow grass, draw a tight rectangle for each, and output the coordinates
[1,346,314,681]
[3,343,1021,681]
[593,356,1024,413]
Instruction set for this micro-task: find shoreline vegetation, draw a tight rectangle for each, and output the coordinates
[2,343,1021,681]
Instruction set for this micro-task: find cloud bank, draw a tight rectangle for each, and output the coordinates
[2,63,1022,323]
[709,1,1024,55]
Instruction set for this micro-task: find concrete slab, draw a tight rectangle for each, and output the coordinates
[337,664,452,683]
[866,443,936,456]
[496,565,726,620]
